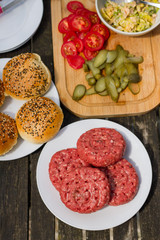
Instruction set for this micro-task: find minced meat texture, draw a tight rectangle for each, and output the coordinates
[77,128,126,167]
[49,148,90,191]
[60,167,110,213]
[105,158,139,206]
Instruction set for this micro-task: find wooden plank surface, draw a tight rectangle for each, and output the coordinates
[0,158,29,240]
[51,0,160,118]
[0,44,31,240]
[0,1,160,240]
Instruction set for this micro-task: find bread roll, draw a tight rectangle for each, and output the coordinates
[16,97,63,144]
[0,79,5,107]
[0,113,18,155]
[3,53,51,100]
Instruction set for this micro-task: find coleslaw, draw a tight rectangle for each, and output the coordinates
[101,0,159,32]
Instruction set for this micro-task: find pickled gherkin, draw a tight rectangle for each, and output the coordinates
[95,77,106,93]
[73,45,143,102]
[72,84,86,101]
[93,50,108,68]
[105,76,119,102]
[85,86,97,95]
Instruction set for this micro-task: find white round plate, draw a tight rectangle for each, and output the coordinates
[0,0,43,53]
[36,119,152,230]
[0,58,60,161]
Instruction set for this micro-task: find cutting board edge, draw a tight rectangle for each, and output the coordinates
[51,0,160,118]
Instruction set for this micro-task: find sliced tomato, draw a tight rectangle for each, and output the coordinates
[87,11,101,25]
[84,32,104,51]
[83,48,99,60]
[66,55,85,69]
[91,24,110,40]
[75,8,90,16]
[61,41,77,58]
[70,15,91,32]
[63,31,77,42]
[67,1,84,13]
[73,38,84,52]
[67,13,77,22]
[58,17,71,33]
[76,31,88,41]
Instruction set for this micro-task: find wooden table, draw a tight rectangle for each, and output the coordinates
[0,1,160,239]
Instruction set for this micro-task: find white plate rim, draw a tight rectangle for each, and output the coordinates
[36,119,152,230]
[0,0,43,53]
[0,58,60,161]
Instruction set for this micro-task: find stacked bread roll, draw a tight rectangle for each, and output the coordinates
[0,53,63,156]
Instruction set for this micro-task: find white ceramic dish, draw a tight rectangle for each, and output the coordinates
[95,0,160,36]
[0,0,43,53]
[36,119,152,230]
[0,58,60,161]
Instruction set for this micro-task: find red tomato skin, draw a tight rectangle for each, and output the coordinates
[73,38,84,52]
[67,13,77,22]
[70,15,92,32]
[75,8,90,16]
[66,55,85,69]
[91,24,110,40]
[63,31,77,42]
[76,31,88,42]
[67,1,84,13]
[58,17,71,34]
[87,11,101,25]
[61,41,77,58]
[83,48,99,60]
[84,32,105,51]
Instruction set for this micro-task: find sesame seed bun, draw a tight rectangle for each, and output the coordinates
[0,113,18,156]
[0,79,5,107]
[16,97,64,144]
[3,53,51,100]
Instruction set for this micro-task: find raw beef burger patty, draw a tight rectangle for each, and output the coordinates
[77,128,126,167]
[106,158,139,206]
[60,167,110,213]
[49,148,90,191]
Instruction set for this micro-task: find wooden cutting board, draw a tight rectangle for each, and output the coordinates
[51,0,160,118]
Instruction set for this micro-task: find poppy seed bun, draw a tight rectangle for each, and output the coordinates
[16,97,64,144]
[0,79,5,107]
[0,113,18,155]
[3,53,51,100]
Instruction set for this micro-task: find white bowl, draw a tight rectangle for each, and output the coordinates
[95,0,160,36]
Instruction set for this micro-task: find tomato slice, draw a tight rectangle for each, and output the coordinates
[66,55,85,69]
[84,32,104,51]
[83,48,99,60]
[63,31,77,42]
[67,1,84,13]
[61,41,77,58]
[58,17,71,33]
[70,15,91,32]
[76,31,88,42]
[75,8,90,16]
[67,13,77,22]
[76,8,100,25]
[87,11,101,25]
[73,38,84,52]
[91,24,110,40]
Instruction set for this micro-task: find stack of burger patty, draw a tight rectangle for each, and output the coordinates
[49,127,139,213]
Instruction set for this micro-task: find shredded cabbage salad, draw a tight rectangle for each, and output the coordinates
[101,0,159,32]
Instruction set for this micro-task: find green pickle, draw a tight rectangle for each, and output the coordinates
[95,77,106,93]
[93,49,108,68]
[77,45,144,102]
[105,76,119,102]
[85,86,97,95]
[72,84,86,101]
